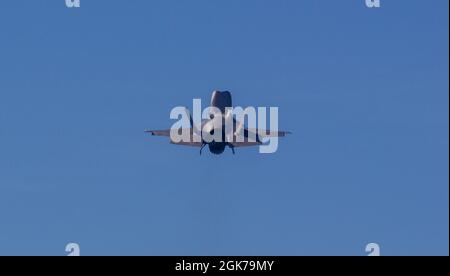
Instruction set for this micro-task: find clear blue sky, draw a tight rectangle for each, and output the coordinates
[0,0,448,256]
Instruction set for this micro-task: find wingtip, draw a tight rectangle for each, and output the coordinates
[144,130,155,135]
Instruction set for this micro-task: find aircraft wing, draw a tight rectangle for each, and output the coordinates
[245,128,292,138]
[228,129,262,148]
[145,129,171,137]
[145,129,199,137]
[228,127,290,148]
[230,141,262,148]
[233,118,291,139]
[146,129,203,147]
[170,141,203,147]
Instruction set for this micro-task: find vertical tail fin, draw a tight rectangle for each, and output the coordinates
[211,91,232,113]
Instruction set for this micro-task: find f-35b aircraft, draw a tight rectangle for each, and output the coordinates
[145,91,290,155]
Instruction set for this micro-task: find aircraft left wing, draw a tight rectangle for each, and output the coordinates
[230,141,262,148]
[245,128,292,138]
[230,129,290,148]
[233,119,291,139]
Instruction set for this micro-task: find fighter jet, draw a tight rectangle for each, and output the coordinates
[145,91,291,155]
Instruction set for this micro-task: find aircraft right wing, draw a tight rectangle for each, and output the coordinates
[145,129,171,137]
[146,129,204,148]
[170,141,203,147]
